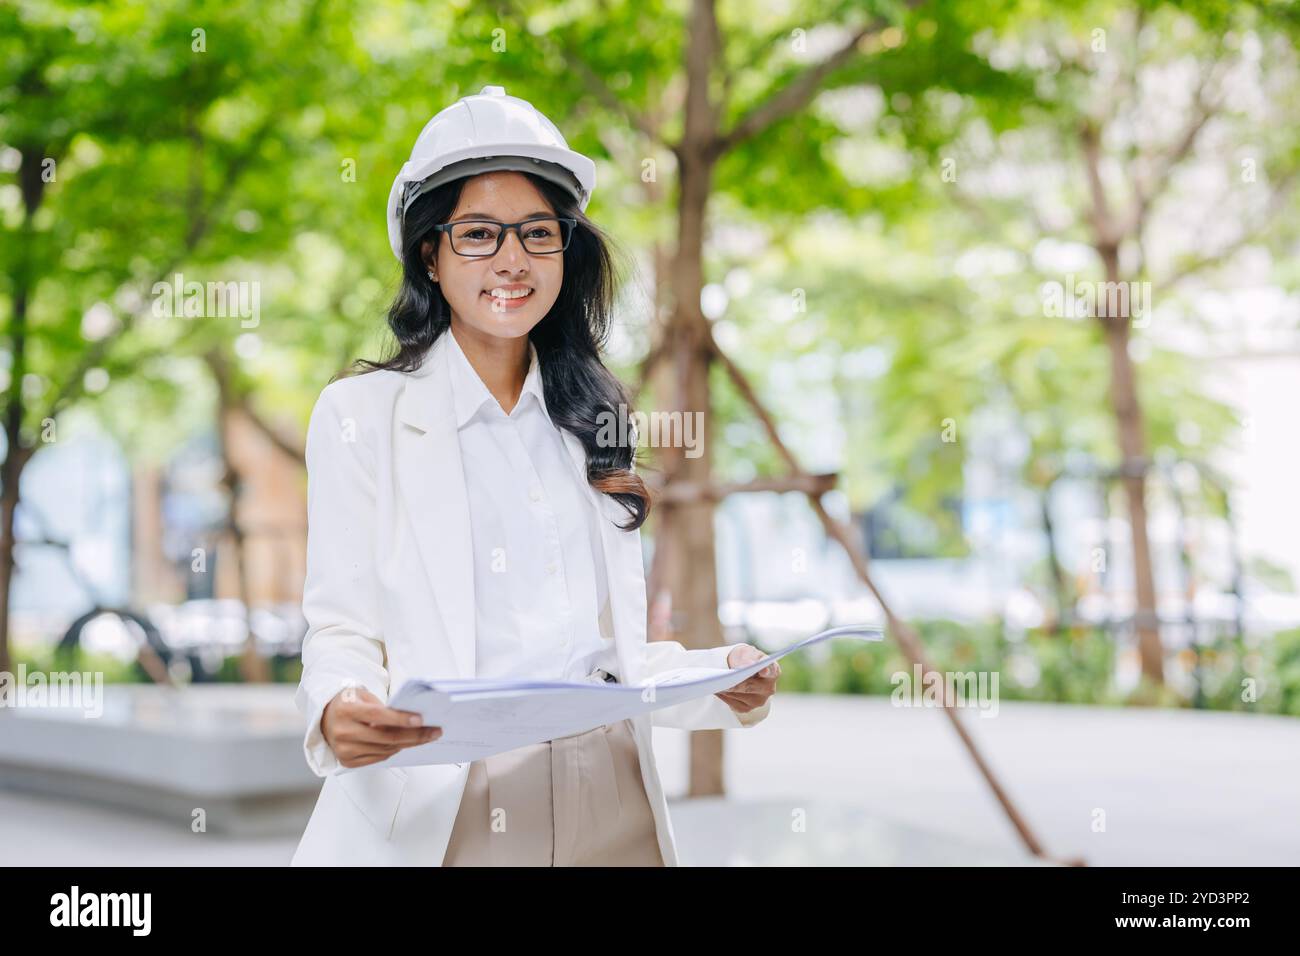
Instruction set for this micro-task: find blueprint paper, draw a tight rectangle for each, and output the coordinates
[364,624,883,769]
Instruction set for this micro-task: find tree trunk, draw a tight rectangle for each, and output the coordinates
[207,350,270,683]
[1097,251,1163,685]
[0,141,47,676]
[0,448,31,678]
[1040,483,1070,635]
[0,289,28,678]
[669,0,727,794]
[0,411,36,679]
[664,320,726,795]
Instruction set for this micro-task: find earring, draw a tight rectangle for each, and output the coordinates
[427,269,437,282]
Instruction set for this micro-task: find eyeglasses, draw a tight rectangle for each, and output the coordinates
[431,216,577,257]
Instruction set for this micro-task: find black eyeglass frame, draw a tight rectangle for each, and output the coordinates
[430,216,578,257]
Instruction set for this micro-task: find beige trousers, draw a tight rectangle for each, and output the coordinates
[441,717,665,867]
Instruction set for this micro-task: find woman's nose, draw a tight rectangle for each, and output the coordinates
[493,228,530,271]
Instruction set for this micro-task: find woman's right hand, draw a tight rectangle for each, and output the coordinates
[321,686,442,768]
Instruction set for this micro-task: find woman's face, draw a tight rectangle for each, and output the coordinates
[422,171,564,341]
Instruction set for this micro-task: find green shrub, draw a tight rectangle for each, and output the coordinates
[762,620,1300,716]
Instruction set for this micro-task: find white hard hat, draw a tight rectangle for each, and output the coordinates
[386,85,597,262]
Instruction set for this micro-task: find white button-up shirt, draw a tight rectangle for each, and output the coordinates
[444,329,617,683]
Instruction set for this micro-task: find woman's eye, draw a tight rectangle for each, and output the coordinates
[526,227,553,238]
[463,228,492,240]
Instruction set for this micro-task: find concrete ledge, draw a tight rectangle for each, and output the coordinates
[0,684,321,835]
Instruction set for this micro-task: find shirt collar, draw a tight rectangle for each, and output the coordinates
[443,329,551,429]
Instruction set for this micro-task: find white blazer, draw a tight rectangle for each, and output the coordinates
[290,331,770,866]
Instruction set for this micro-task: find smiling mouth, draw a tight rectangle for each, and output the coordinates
[482,288,535,308]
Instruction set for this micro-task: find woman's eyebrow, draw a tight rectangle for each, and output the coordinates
[450,210,554,222]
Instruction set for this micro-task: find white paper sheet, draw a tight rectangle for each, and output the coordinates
[364,624,884,769]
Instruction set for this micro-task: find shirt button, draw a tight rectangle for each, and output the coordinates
[546,563,558,575]
[529,487,542,502]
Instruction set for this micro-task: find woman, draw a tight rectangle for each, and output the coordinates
[290,86,779,867]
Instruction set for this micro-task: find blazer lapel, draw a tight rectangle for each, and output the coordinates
[395,334,476,680]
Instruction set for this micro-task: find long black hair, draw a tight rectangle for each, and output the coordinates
[351,171,651,531]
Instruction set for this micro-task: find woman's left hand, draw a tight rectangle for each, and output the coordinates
[714,644,780,715]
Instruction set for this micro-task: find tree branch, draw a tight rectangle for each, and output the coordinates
[1079,119,1121,252]
[570,52,664,145]
[499,0,663,145]
[244,402,307,463]
[713,20,875,155]
[698,320,1071,864]
[1159,166,1300,291]
[711,0,924,157]
[649,472,839,503]
[1126,57,1226,241]
[36,113,278,425]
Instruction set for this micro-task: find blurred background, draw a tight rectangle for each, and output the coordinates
[1,0,1298,866]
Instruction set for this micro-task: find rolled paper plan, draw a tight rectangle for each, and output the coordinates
[368,624,885,769]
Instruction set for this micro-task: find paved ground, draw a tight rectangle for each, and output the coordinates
[3,695,1296,865]
[654,695,1300,866]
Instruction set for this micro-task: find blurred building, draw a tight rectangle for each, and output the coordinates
[11,406,306,651]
